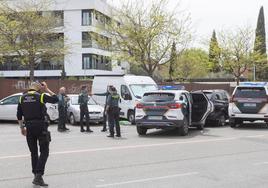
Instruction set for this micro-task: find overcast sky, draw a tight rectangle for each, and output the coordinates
[107,0,268,48]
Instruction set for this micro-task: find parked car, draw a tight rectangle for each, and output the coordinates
[135,90,213,136]
[67,94,104,125]
[0,93,58,122]
[229,82,268,127]
[196,90,230,126]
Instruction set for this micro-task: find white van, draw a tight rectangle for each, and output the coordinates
[92,75,158,123]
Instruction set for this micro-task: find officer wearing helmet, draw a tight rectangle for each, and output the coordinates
[17,81,58,186]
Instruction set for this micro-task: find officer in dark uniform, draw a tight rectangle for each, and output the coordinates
[78,86,93,133]
[94,85,113,132]
[17,81,58,187]
[106,86,121,138]
[57,87,70,132]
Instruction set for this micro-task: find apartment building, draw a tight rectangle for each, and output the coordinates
[0,0,128,78]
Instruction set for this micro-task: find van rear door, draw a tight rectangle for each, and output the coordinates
[190,92,213,125]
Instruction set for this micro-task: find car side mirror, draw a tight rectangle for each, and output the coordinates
[179,96,184,101]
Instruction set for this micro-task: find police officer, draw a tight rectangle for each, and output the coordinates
[94,85,113,132]
[57,87,70,132]
[106,86,121,138]
[78,86,93,133]
[17,81,58,187]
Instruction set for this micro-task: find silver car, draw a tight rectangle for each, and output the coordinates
[67,94,104,125]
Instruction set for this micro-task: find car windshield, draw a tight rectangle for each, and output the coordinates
[71,96,97,105]
[204,92,213,99]
[142,93,175,102]
[234,87,267,98]
[130,84,158,99]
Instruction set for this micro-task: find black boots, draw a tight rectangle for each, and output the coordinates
[33,174,48,187]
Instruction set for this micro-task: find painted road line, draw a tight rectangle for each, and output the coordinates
[0,134,268,160]
[95,172,199,187]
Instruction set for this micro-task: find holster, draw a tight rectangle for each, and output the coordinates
[40,130,51,143]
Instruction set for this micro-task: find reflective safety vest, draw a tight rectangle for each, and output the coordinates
[19,91,46,121]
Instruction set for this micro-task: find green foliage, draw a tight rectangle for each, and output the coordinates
[160,48,209,81]
[169,41,177,80]
[107,0,191,77]
[0,0,69,81]
[218,27,264,84]
[254,6,268,80]
[208,30,221,72]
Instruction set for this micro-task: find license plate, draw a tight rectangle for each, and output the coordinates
[244,103,256,107]
[148,116,163,120]
[90,115,100,119]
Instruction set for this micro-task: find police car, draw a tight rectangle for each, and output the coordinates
[229,82,268,127]
[135,86,213,136]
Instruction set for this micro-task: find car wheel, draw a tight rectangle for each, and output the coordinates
[217,115,226,126]
[69,113,77,125]
[179,117,189,136]
[128,111,135,125]
[137,126,147,135]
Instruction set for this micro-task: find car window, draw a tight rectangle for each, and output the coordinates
[1,95,20,105]
[204,92,213,99]
[71,96,97,105]
[234,87,266,98]
[215,93,221,100]
[142,93,175,102]
[121,85,132,100]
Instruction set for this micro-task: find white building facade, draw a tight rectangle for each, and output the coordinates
[0,0,128,78]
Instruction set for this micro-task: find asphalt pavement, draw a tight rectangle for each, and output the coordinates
[1,122,268,188]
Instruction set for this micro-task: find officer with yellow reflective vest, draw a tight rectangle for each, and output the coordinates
[17,81,58,187]
[106,86,121,138]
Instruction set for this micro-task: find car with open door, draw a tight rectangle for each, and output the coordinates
[0,93,58,123]
[196,90,229,126]
[229,82,268,128]
[135,90,213,136]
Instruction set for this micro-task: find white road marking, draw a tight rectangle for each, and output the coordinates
[95,172,199,187]
[0,134,267,160]
[253,161,268,165]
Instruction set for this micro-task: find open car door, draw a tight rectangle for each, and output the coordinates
[190,91,214,127]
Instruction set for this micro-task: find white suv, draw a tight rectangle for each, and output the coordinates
[229,82,268,127]
[135,90,213,136]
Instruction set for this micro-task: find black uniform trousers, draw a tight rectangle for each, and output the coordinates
[108,107,120,136]
[58,106,67,130]
[26,121,49,175]
[80,105,90,130]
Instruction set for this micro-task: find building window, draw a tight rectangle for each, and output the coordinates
[54,11,64,27]
[82,32,92,48]
[82,10,92,26]
[82,54,92,69]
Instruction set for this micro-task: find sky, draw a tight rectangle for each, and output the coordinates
[107,0,268,48]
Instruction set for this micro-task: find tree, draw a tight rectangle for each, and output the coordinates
[106,0,191,77]
[0,0,69,81]
[169,41,177,81]
[159,48,209,81]
[218,27,261,85]
[208,30,221,72]
[254,6,268,80]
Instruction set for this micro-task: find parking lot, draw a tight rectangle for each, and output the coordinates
[1,122,268,188]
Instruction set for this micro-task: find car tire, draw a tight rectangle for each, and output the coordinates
[137,126,147,135]
[128,111,135,125]
[179,117,189,136]
[69,113,77,125]
[217,115,226,126]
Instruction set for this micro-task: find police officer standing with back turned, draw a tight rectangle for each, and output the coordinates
[94,85,113,132]
[78,85,93,133]
[17,81,58,187]
[57,87,70,132]
[106,86,121,138]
